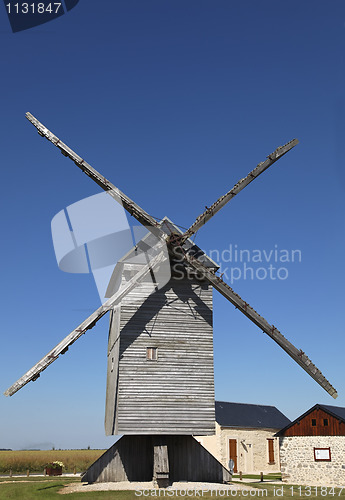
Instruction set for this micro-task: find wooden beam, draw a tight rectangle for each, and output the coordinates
[183,252,338,399]
[4,249,167,397]
[25,112,164,236]
[182,139,298,241]
[153,438,170,485]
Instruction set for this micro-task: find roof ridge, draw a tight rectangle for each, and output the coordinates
[216,400,280,409]
[318,403,345,409]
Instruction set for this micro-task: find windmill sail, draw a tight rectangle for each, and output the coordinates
[4,249,167,397]
[182,252,338,399]
[25,113,164,236]
[181,139,298,242]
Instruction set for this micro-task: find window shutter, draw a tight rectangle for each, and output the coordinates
[268,439,275,464]
[147,347,158,360]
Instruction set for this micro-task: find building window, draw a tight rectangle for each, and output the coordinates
[267,439,275,464]
[323,419,329,426]
[314,448,331,462]
[147,347,158,360]
[311,419,316,426]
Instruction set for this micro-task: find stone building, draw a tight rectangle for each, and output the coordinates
[276,404,345,487]
[196,401,290,474]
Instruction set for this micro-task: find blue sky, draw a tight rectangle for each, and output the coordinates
[1,0,345,450]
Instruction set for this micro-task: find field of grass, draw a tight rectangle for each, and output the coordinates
[0,455,344,500]
[232,472,282,480]
[0,477,345,500]
[0,449,105,473]
[0,477,134,499]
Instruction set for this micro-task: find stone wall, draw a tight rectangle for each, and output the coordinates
[280,436,345,487]
[197,423,281,474]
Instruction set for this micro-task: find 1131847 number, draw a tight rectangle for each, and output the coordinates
[6,3,62,14]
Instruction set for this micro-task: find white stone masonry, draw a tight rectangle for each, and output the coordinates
[280,436,345,487]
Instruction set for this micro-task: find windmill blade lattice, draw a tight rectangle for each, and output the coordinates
[25,113,163,235]
[181,139,299,242]
[182,251,338,399]
[4,249,167,397]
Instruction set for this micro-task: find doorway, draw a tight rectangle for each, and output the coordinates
[243,442,254,473]
[229,439,238,473]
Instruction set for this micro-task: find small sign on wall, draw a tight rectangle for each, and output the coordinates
[314,448,331,461]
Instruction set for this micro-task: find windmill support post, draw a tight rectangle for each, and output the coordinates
[82,435,231,485]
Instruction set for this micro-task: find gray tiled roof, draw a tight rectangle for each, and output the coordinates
[215,401,291,429]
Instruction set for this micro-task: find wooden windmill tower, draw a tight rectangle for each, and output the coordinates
[5,113,338,485]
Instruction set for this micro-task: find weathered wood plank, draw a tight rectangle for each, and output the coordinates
[183,252,338,399]
[182,139,299,241]
[105,306,121,436]
[111,273,215,435]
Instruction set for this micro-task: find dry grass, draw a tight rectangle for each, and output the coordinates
[0,449,105,473]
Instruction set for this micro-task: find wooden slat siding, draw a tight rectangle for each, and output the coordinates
[167,436,231,483]
[104,306,121,436]
[82,435,231,484]
[82,436,153,483]
[283,408,345,437]
[116,273,215,435]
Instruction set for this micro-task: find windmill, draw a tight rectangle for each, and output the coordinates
[4,113,338,485]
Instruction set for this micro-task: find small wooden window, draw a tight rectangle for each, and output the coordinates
[147,347,157,360]
[311,419,316,426]
[267,439,275,464]
[323,419,329,426]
